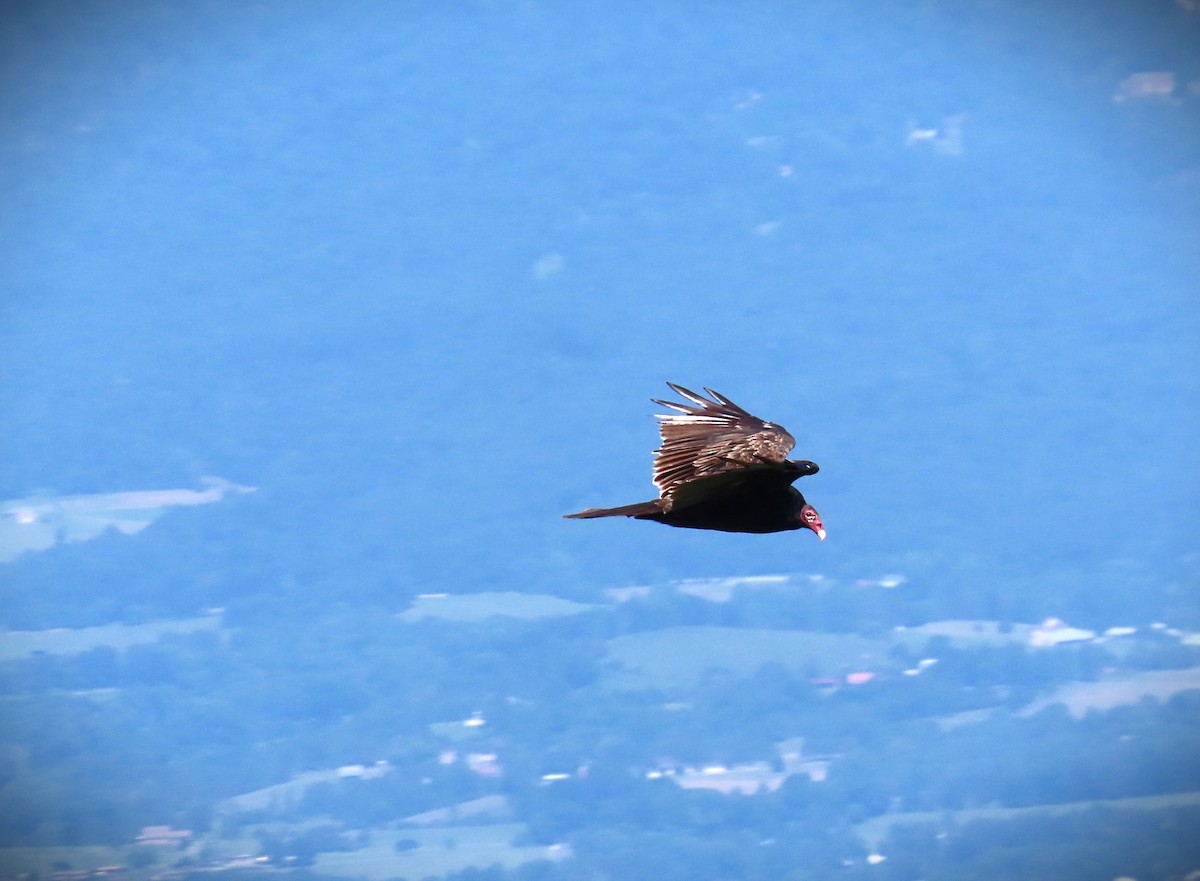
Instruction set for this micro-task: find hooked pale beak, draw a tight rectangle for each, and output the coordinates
[799,503,825,541]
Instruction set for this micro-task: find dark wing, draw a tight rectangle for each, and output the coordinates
[651,384,804,499]
[664,462,799,510]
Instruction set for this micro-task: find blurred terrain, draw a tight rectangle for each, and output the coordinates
[1,0,1198,878]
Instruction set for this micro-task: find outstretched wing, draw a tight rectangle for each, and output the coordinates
[651,383,807,499]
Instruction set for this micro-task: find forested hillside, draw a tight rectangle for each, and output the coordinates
[2,0,1198,878]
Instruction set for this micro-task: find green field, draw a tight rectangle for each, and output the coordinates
[0,823,561,881]
[0,503,162,563]
[890,619,1036,649]
[398,591,597,622]
[314,823,563,881]
[1018,666,1200,718]
[0,615,223,660]
[603,625,894,689]
[855,789,1200,850]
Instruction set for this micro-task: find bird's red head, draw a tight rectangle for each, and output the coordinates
[799,503,826,541]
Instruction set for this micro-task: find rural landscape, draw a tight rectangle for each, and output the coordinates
[1,485,1199,880]
[3,0,1198,878]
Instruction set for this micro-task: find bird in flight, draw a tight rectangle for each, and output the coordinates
[564,383,825,538]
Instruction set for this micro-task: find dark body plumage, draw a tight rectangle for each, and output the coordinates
[564,384,825,538]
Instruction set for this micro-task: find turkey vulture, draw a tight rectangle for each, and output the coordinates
[564,383,825,538]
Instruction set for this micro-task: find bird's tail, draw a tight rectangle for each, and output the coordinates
[563,499,665,520]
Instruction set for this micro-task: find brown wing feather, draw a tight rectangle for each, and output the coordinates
[650,384,796,499]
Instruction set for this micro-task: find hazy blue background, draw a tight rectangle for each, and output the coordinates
[3,1,1197,611]
[2,2,1200,876]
